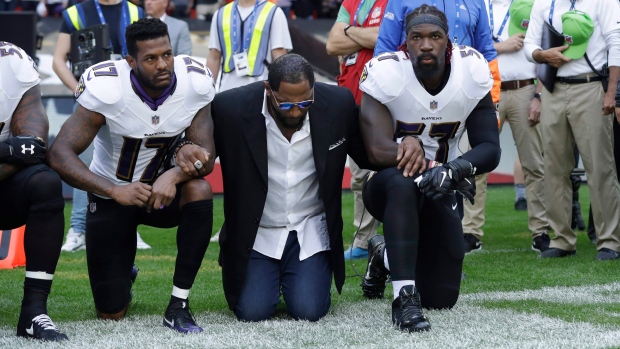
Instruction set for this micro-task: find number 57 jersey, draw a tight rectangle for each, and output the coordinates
[76,55,215,186]
[359,46,493,164]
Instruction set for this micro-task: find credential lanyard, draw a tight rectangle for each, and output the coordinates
[232,0,260,54]
[94,0,130,56]
[432,0,460,44]
[549,0,576,26]
[453,0,460,43]
[489,0,513,42]
[352,0,369,26]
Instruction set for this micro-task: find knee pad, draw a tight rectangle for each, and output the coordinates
[26,168,64,207]
[419,286,459,310]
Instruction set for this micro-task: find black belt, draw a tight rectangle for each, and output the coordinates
[556,75,602,84]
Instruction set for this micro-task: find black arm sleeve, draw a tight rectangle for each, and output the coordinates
[460,92,501,175]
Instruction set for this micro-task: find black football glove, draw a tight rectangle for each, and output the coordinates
[445,157,476,182]
[0,134,46,165]
[455,176,476,204]
[417,165,454,200]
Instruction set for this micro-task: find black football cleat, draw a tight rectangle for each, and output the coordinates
[392,285,431,332]
[361,234,389,299]
[17,313,68,341]
[163,300,203,334]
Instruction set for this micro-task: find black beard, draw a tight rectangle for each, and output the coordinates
[413,54,439,80]
[135,65,171,92]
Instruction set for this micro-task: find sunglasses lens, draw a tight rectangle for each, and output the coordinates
[278,103,294,111]
[298,101,313,108]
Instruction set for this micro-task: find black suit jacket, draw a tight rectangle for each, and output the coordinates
[212,81,373,310]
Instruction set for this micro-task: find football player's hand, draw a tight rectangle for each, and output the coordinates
[445,157,475,183]
[455,176,476,204]
[528,96,541,127]
[110,182,152,206]
[147,170,178,213]
[0,134,46,165]
[176,144,210,177]
[416,165,454,200]
[397,136,426,177]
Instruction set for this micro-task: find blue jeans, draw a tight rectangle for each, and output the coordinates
[70,188,87,233]
[234,231,332,322]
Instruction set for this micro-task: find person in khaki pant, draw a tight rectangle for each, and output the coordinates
[524,1,620,260]
[326,0,387,260]
[464,0,552,253]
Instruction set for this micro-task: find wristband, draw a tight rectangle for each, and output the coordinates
[534,93,542,101]
[344,25,352,37]
[173,140,194,158]
[402,134,424,149]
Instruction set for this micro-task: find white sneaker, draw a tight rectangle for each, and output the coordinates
[210,230,220,243]
[61,228,86,252]
[136,232,151,250]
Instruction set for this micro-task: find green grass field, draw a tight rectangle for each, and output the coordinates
[2,186,620,348]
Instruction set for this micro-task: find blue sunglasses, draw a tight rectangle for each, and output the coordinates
[268,86,314,111]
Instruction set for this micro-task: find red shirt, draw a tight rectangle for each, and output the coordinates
[336,0,388,105]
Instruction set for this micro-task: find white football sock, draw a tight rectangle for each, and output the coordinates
[383,248,390,271]
[172,286,190,300]
[392,280,415,300]
[25,271,54,280]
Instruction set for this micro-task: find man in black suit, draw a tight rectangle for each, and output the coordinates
[177,54,420,321]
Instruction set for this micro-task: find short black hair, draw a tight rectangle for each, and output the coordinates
[267,53,314,92]
[125,18,170,58]
[405,4,449,35]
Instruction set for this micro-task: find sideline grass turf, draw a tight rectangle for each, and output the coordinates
[2,186,620,349]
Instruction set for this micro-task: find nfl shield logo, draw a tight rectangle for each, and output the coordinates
[430,101,438,110]
[89,202,96,213]
[521,19,529,29]
[371,7,381,19]
[152,115,160,125]
[564,35,573,44]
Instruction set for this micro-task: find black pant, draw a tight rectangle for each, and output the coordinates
[86,181,212,313]
[363,167,464,309]
[0,164,64,274]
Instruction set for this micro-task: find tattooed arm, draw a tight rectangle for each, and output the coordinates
[47,105,113,196]
[11,84,49,143]
[177,104,216,177]
[0,85,48,181]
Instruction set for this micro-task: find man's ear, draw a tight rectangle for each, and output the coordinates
[126,55,136,69]
[263,81,271,96]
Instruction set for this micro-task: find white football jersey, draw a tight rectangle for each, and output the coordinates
[77,55,215,186]
[0,42,41,142]
[359,46,493,163]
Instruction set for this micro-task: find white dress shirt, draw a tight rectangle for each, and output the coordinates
[523,0,620,76]
[486,0,537,81]
[252,91,330,261]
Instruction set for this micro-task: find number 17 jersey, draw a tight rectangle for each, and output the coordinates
[359,46,493,163]
[77,56,215,187]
